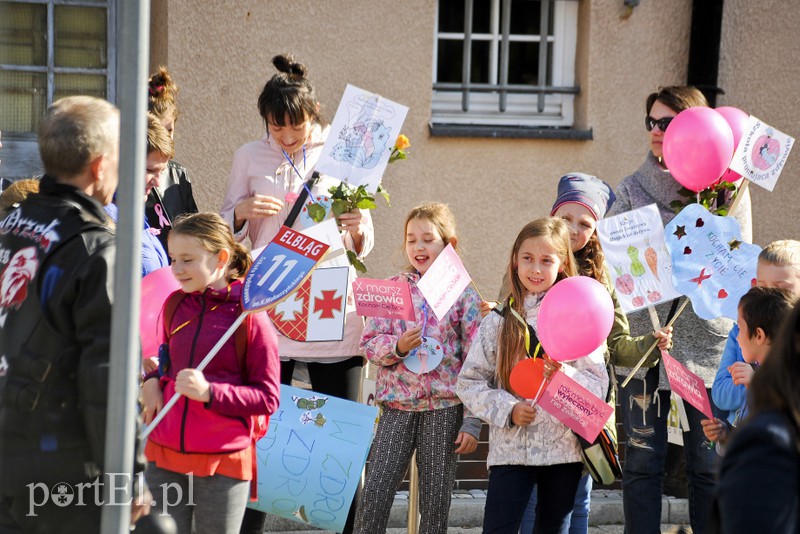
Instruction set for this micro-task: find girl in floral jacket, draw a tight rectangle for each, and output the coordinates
[353,202,483,534]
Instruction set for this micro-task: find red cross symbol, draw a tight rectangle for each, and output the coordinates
[313,290,342,319]
[690,268,712,287]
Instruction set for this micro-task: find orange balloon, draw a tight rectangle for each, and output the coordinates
[510,358,547,399]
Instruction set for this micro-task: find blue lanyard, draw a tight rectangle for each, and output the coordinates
[282,146,316,200]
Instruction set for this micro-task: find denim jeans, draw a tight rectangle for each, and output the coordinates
[617,366,720,534]
[519,474,592,534]
[483,463,583,534]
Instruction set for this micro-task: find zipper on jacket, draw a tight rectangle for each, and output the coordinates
[179,295,206,453]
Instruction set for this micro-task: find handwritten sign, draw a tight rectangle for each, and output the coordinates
[242,226,329,312]
[729,116,795,191]
[538,372,613,443]
[249,386,378,532]
[661,352,713,418]
[315,84,409,193]
[417,244,471,321]
[596,204,682,313]
[352,278,414,321]
[664,203,761,320]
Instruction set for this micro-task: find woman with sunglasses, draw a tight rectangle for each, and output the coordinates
[608,86,752,534]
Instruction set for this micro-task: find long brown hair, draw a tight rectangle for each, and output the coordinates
[400,202,458,272]
[748,301,800,446]
[575,232,606,282]
[171,213,252,281]
[496,217,576,392]
[148,66,178,123]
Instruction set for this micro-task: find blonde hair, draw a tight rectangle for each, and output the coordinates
[496,217,577,392]
[146,113,174,159]
[171,213,251,281]
[401,202,458,272]
[759,240,800,271]
[38,96,119,179]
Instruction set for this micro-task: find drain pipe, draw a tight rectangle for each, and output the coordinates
[687,0,725,106]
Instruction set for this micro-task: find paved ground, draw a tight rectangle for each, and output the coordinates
[261,488,692,533]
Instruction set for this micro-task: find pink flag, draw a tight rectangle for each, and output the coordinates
[417,244,471,320]
[538,371,614,443]
[353,278,414,321]
[661,352,714,418]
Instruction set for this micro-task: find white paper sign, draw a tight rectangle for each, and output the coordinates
[315,84,409,193]
[596,204,682,314]
[729,116,795,191]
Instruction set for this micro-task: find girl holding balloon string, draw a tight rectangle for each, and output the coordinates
[519,173,673,534]
[354,202,483,534]
[457,217,609,533]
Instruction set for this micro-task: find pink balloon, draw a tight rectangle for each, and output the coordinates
[140,266,180,358]
[715,106,750,184]
[538,276,614,362]
[662,107,735,192]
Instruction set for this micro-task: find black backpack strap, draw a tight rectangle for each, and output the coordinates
[283,171,321,228]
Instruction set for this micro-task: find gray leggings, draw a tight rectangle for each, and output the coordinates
[353,404,463,534]
[145,463,250,534]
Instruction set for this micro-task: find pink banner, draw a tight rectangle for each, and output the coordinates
[538,371,614,443]
[417,244,471,321]
[352,278,414,321]
[662,352,713,418]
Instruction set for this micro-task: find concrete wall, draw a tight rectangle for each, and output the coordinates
[155,0,795,298]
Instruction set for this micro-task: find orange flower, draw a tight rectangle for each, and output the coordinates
[394,134,410,150]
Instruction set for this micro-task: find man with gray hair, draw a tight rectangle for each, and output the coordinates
[0,96,150,531]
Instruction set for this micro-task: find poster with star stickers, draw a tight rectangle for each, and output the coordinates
[664,204,761,320]
[596,204,682,314]
[268,266,349,341]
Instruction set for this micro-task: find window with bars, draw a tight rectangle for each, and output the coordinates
[432,0,579,130]
[0,0,115,180]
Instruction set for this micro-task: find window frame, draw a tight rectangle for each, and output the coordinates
[431,0,579,129]
[0,0,116,180]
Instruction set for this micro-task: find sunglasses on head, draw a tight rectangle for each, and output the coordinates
[645,115,673,132]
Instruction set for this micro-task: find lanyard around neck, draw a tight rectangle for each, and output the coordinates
[282,146,316,202]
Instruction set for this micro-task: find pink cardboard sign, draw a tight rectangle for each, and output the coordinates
[352,278,414,321]
[417,244,471,321]
[538,371,613,443]
[662,352,713,418]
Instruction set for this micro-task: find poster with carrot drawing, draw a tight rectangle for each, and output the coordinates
[664,204,761,321]
[597,204,682,314]
[315,84,409,193]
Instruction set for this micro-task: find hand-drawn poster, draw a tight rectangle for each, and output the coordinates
[596,204,682,313]
[417,244,472,321]
[249,386,379,533]
[315,85,409,193]
[664,204,761,320]
[728,116,794,191]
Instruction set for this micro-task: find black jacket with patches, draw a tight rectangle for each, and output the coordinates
[0,176,121,488]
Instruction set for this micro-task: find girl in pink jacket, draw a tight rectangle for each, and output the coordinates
[141,213,280,534]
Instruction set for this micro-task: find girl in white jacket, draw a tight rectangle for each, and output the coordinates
[456,217,608,534]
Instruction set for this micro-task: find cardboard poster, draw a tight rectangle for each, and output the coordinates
[352,277,414,321]
[538,371,614,443]
[249,386,379,533]
[662,352,713,419]
[728,116,795,191]
[596,204,682,314]
[268,266,349,342]
[315,84,409,193]
[664,203,761,320]
[417,244,471,321]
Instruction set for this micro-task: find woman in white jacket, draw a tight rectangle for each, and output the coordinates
[457,218,608,534]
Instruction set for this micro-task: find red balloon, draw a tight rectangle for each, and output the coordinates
[538,276,614,362]
[510,358,547,399]
[140,266,180,358]
[662,107,735,192]
[715,106,750,184]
